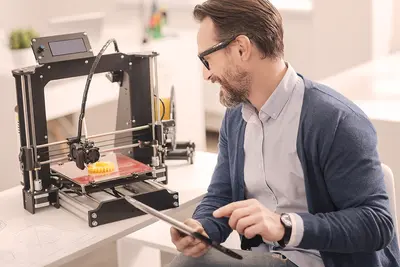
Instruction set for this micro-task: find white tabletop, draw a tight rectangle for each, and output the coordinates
[0,151,217,267]
[321,52,400,122]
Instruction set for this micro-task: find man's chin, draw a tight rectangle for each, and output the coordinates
[219,94,229,108]
[219,96,239,108]
[219,88,241,108]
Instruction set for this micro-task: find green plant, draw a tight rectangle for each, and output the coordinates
[9,28,39,50]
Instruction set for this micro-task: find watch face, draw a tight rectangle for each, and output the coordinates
[281,214,292,227]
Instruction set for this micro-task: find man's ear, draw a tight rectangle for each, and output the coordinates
[236,35,251,61]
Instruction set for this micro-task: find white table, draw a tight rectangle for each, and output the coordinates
[0,151,217,267]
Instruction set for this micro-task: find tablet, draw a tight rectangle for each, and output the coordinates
[125,196,243,260]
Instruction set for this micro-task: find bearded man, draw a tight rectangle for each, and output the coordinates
[167,1,400,266]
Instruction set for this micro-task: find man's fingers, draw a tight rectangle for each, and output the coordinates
[171,226,203,253]
[189,236,202,247]
[213,202,245,218]
[235,213,259,234]
[175,235,195,252]
[228,206,257,230]
[243,222,264,240]
[184,219,203,230]
[170,218,210,256]
[170,227,183,243]
[213,199,255,218]
[191,248,209,258]
[183,242,209,257]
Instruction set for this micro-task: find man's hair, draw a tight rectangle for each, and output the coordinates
[193,0,284,59]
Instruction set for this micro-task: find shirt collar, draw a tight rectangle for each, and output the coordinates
[241,99,255,122]
[242,63,299,122]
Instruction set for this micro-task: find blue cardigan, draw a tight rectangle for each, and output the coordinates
[193,75,400,267]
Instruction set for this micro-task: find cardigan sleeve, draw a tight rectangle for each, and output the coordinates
[295,113,395,252]
[192,110,233,243]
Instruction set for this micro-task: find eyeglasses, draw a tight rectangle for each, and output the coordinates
[198,36,237,70]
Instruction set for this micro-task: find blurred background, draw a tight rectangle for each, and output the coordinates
[1,0,400,196]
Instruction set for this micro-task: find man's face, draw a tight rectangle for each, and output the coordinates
[197,17,251,108]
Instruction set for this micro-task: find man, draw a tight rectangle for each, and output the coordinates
[168,0,400,266]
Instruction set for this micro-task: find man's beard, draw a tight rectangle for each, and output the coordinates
[214,66,251,108]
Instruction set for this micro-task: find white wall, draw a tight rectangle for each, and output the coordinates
[0,0,37,33]
[0,74,22,191]
[391,0,400,52]
[0,29,23,191]
[312,0,371,80]
[372,0,393,59]
[0,0,114,34]
[42,0,113,18]
[313,0,395,80]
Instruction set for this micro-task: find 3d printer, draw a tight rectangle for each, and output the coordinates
[12,32,195,227]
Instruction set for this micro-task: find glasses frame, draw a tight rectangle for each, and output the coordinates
[198,35,238,70]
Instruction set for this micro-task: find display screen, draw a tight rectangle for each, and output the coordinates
[49,38,87,56]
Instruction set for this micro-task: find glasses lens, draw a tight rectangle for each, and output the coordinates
[201,57,210,70]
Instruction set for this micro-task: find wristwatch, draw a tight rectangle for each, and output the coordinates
[277,213,292,247]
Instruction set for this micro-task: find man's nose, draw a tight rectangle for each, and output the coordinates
[202,66,212,81]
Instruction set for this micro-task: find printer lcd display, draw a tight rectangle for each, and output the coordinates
[49,38,87,56]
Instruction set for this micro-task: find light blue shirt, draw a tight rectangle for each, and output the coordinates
[242,63,324,266]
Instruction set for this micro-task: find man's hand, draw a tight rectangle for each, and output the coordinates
[170,218,210,258]
[213,199,285,242]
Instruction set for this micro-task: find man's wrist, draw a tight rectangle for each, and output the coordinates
[278,213,292,247]
[277,221,285,241]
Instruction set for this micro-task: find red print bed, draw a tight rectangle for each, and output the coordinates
[51,152,153,186]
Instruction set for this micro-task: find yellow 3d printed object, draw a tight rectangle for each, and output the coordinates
[88,161,115,174]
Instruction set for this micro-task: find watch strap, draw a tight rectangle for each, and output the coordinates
[278,213,292,247]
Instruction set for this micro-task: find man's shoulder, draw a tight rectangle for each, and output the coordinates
[298,75,377,158]
[300,75,370,125]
